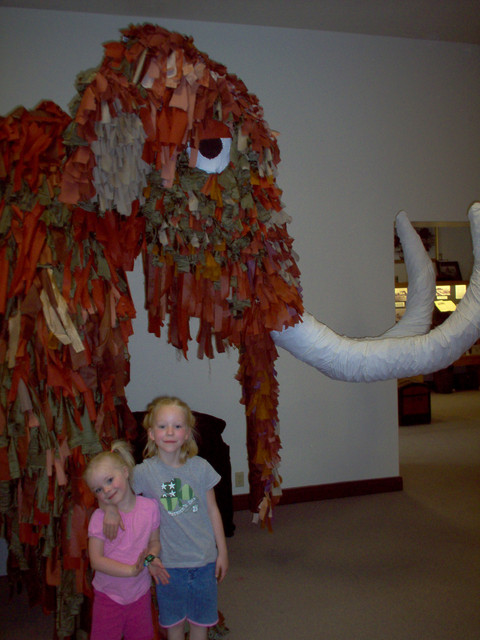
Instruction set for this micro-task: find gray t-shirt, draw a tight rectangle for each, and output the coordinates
[132,455,220,568]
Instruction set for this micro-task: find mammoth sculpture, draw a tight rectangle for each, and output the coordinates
[1,22,479,637]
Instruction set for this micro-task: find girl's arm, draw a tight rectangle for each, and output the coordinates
[146,526,161,559]
[88,536,146,578]
[146,527,170,586]
[206,488,229,583]
[102,505,123,540]
[97,500,124,540]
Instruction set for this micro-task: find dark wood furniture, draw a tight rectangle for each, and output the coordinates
[398,381,431,426]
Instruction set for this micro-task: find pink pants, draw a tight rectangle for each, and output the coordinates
[90,588,154,640]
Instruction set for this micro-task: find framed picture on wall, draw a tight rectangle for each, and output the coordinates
[436,260,462,281]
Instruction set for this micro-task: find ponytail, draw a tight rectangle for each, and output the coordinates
[84,440,135,485]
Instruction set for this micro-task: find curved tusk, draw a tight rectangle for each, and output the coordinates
[272,202,480,382]
[380,211,435,338]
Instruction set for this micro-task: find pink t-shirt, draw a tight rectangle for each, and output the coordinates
[88,495,160,604]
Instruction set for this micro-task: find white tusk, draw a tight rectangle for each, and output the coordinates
[272,203,480,382]
[380,211,435,338]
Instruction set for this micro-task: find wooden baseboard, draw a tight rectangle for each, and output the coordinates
[232,475,403,512]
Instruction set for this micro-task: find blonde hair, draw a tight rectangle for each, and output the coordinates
[143,396,198,463]
[84,440,135,487]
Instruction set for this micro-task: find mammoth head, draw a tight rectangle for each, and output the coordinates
[58,23,305,512]
[60,23,303,338]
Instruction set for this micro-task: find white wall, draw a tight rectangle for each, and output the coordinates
[1,7,479,495]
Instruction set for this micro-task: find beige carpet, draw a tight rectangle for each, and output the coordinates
[217,390,480,640]
[1,391,479,639]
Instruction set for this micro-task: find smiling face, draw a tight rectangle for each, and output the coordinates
[148,404,192,465]
[86,459,133,511]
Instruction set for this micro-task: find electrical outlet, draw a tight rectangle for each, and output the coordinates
[234,471,244,488]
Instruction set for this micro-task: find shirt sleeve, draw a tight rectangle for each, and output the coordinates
[132,463,145,495]
[147,497,161,529]
[202,457,221,491]
[87,508,106,541]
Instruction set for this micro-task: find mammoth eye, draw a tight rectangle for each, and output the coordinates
[189,137,231,174]
[199,138,223,159]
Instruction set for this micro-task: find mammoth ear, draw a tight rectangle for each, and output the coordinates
[90,108,151,216]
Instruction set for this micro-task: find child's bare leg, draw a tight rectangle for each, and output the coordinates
[189,623,208,640]
[166,622,185,640]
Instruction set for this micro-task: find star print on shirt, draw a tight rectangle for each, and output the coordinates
[161,480,176,497]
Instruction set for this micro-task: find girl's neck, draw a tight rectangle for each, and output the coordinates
[156,449,184,468]
[117,489,136,513]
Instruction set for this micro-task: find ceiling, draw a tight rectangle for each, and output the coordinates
[1,0,480,44]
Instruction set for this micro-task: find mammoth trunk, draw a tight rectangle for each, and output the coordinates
[237,332,283,518]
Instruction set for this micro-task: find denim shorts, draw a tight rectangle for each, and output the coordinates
[155,562,218,628]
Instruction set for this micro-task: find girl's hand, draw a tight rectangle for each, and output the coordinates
[131,549,148,576]
[101,504,124,540]
[215,551,228,583]
[206,488,228,583]
[149,558,170,586]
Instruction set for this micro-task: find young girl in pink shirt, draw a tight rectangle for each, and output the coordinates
[84,441,170,640]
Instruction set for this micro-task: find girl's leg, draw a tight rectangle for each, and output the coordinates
[188,623,208,640]
[90,590,124,640]
[123,591,154,640]
[166,621,186,640]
